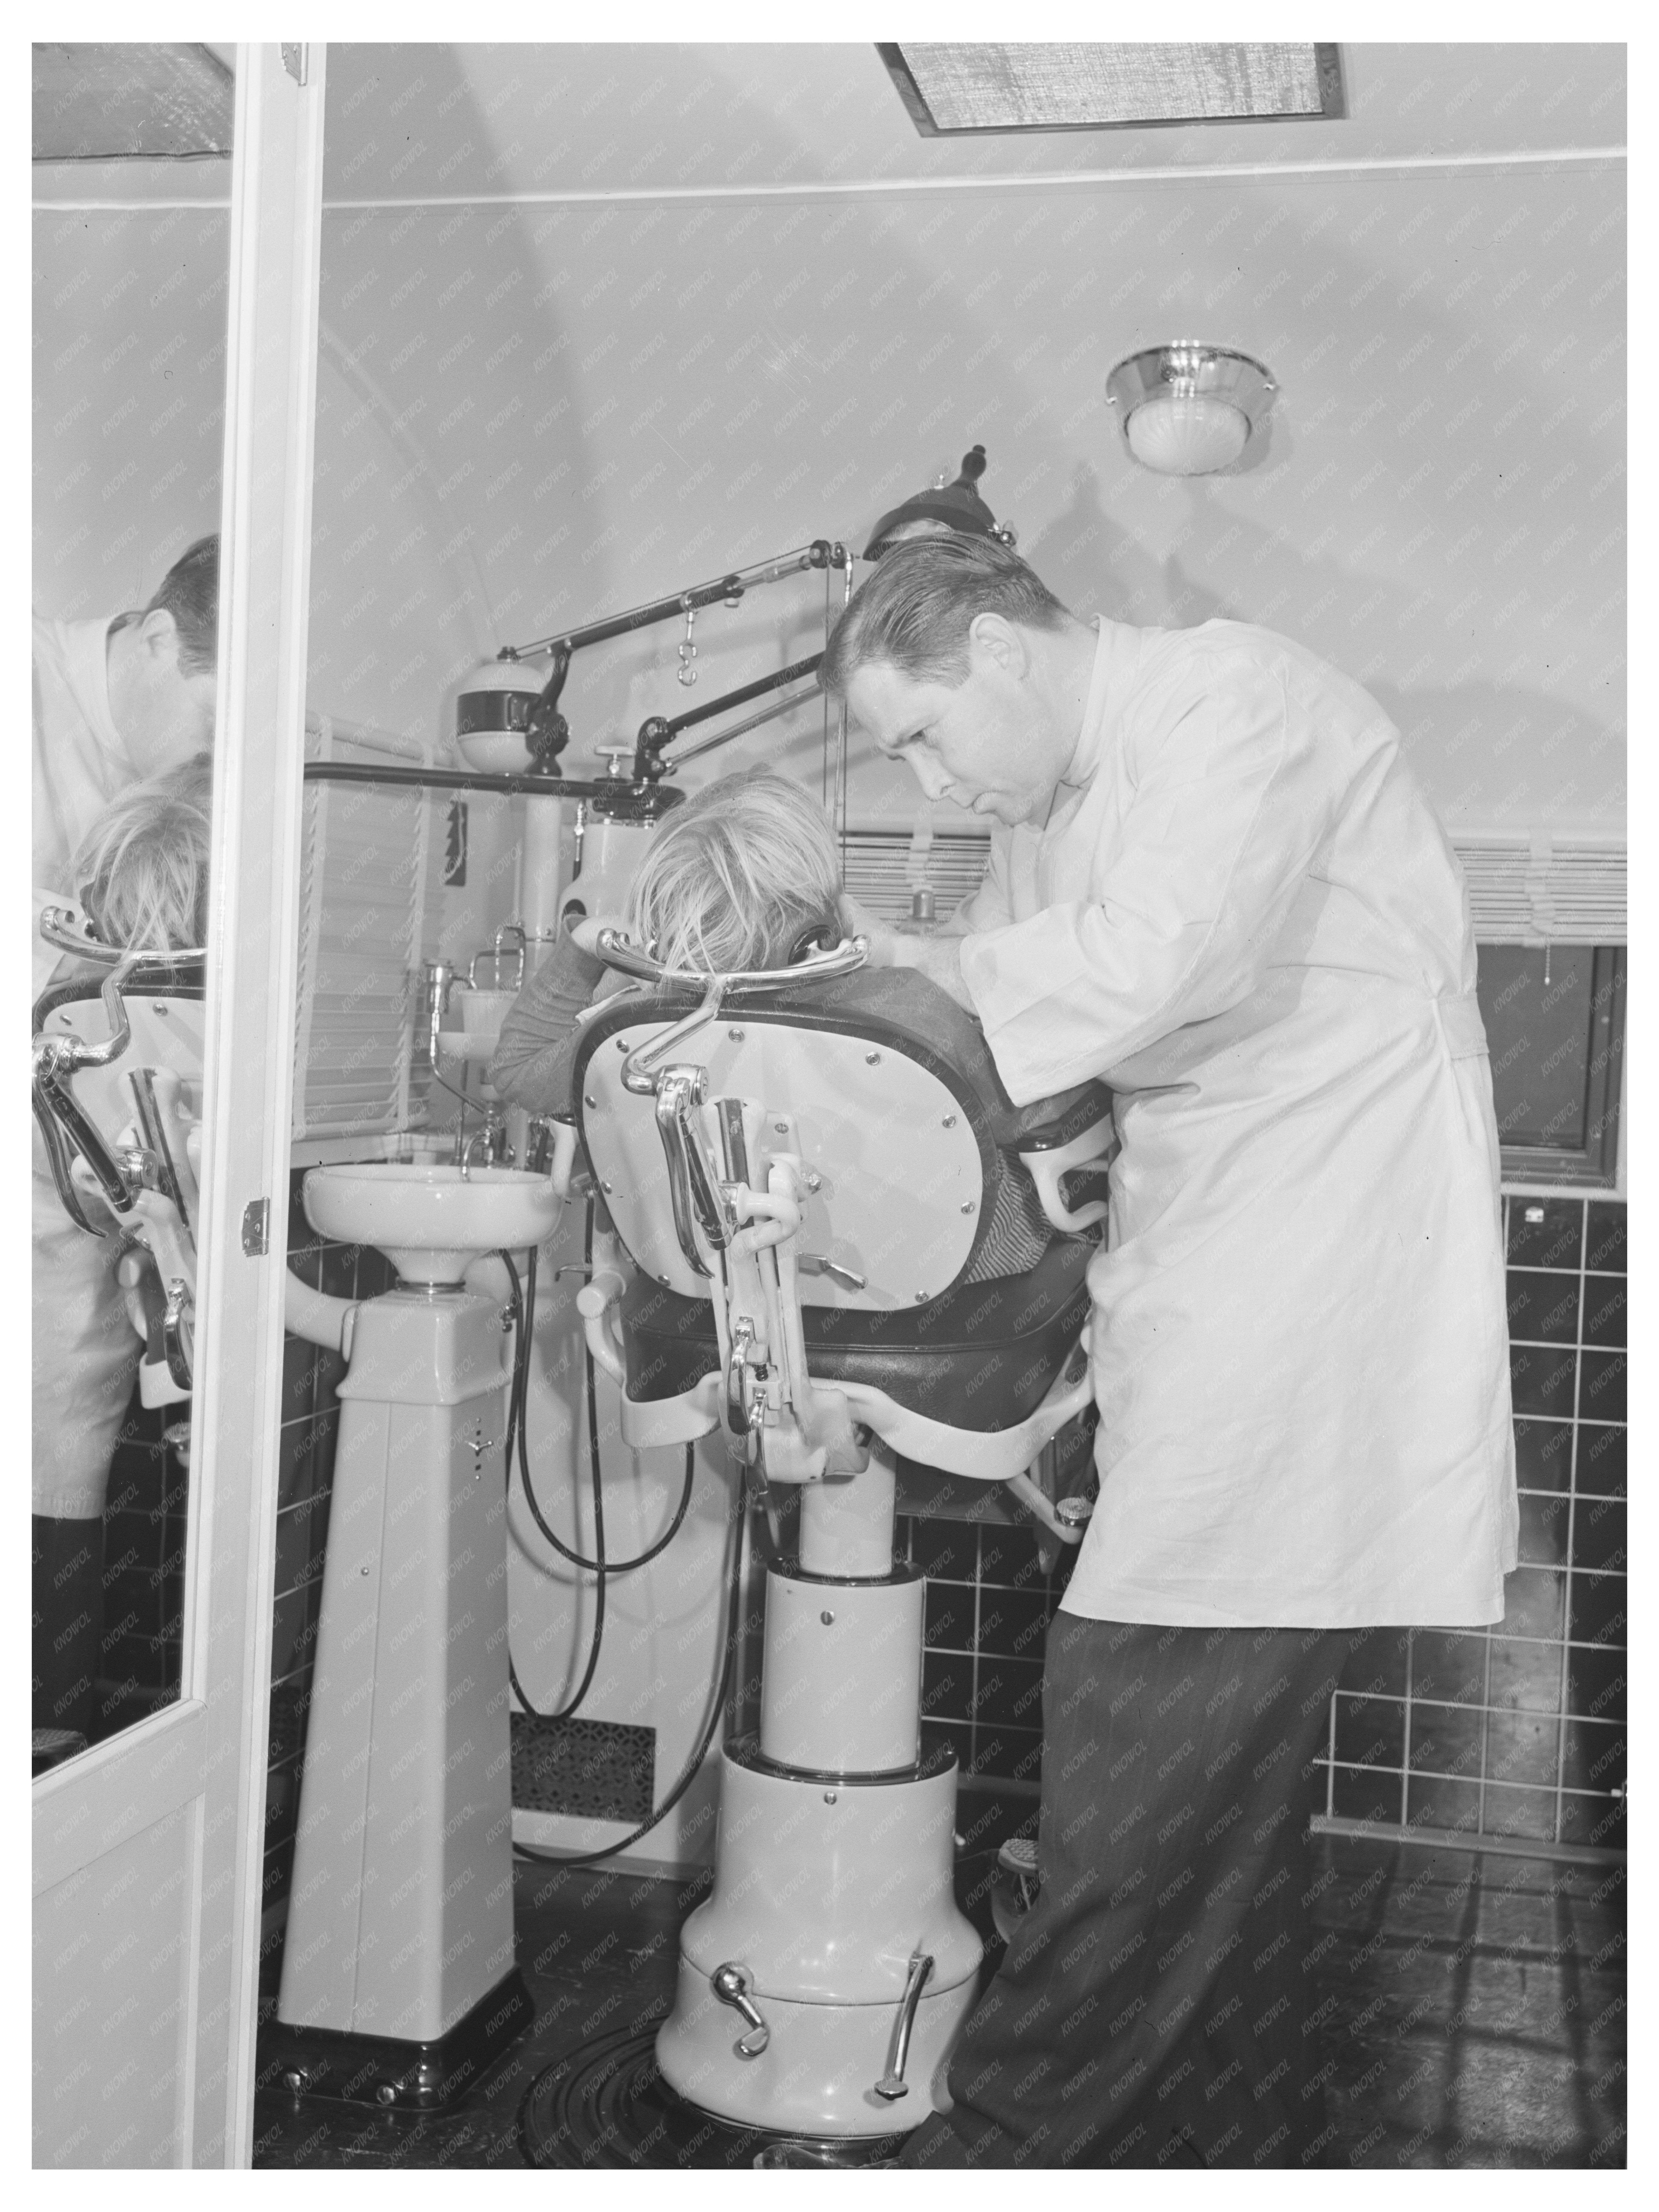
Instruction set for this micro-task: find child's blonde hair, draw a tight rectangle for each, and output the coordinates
[72,756,213,953]
[625,768,840,972]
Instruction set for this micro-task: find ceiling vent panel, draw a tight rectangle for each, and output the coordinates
[32,43,233,162]
[880,42,1344,136]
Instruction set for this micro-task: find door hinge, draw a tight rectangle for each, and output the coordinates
[281,44,309,87]
[241,1198,271,1256]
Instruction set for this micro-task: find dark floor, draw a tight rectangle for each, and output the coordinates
[251,1792,1626,2170]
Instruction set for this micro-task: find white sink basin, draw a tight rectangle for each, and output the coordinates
[303,1163,561,1284]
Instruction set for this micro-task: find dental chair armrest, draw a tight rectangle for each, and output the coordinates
[546,1115,581,1198]
[996,1078,1113,1152]
[576,1269,627,1387]
[1018,1111,1117,1236]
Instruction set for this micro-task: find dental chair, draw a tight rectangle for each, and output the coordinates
[33,911,207,1414]
[566,931,1114,2145]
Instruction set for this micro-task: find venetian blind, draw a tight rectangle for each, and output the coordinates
[840,825,1627,945]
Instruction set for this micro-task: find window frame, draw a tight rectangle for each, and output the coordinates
[1485,943,1626,1191]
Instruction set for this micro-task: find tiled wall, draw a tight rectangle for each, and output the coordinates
[902,1197,1627,1867]
[906,1505,1075,1801]
[97,1397,187,1730]
[1315,1195,1626,1859]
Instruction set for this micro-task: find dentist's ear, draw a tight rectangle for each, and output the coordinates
[139,606,183,665]
[967,611,1027,677]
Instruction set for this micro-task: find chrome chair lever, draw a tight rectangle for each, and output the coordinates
[654,1067,716,1276]
[31,1078,106,1236]
[161,1277,195,1390]
[128,1067,192,1234]
[31,1037,138,1221]
[711,1962,770,2058]
[798,1253,866,1292]
[875,1951,934,2100]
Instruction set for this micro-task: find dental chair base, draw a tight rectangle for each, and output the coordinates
[654,1463,984,2139]
[270,1285,528,2106]
[656,1730,979,2136]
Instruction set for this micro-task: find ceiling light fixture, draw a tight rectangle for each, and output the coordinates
[1105,343,1277,476]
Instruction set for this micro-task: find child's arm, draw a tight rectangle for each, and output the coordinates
[489,925,623,1116]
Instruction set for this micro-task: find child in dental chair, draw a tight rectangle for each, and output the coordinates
[32,756,211,1755]
[491,766,1105,1287]
[32,755,213,999]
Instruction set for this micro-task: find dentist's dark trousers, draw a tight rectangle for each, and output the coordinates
[898,1614,1354,2169]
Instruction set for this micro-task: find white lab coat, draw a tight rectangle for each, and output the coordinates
[33,616,143,1520]
[959,618,1517,1628]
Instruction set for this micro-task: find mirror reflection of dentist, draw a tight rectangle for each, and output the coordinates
[823,535,1515,2171]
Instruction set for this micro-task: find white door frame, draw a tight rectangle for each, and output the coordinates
[33,43,327,2168]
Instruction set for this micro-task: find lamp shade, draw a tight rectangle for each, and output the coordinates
[1125,394,1251,476]
[1106,343,1277,477]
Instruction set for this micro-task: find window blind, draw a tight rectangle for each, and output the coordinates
[291,715,436,1142]
[841,824,1627,946]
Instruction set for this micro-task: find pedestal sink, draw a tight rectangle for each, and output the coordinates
[302,1161,561,1283]
[267,1158,562,2107]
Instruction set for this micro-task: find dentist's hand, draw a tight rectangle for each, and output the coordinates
[838,894,974,1010]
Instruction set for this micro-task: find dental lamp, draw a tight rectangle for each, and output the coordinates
[458,539,852,789]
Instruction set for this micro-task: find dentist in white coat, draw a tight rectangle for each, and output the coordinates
[32,536,218,1743]
[819,535,1515,2171]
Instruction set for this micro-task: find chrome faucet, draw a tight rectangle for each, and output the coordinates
[458,1118,511,1180]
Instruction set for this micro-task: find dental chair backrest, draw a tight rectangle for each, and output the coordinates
[569,940,1114,1495]
[571,958,1113,1315]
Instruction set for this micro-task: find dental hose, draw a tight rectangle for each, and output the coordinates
[502,1237,695,1580]
[498,1207,720,1860]
[500,1241,605,1723]
[510,1479,744,1868]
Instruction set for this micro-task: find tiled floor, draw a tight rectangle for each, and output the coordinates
[251,1814,1625,2169]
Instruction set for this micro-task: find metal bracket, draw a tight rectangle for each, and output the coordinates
[241,1198,270,1256]
[162,1278,195,1390]
[282,44,309,87]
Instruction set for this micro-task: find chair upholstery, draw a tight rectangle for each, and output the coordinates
[617,1237,1093,1433]
[572,974,1106,1441]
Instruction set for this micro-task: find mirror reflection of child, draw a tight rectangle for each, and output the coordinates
[33,758,211,1750]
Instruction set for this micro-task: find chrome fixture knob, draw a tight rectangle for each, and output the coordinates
[711,1962,770,2056]
[1054,1495,1095,1530]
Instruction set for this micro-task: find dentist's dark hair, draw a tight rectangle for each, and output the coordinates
[820,534,1072,695]
[108,535,220,678]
